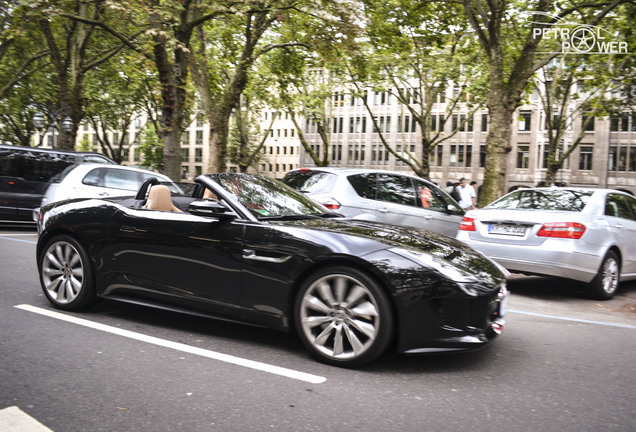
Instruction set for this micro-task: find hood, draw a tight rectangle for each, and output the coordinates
[275,217,506,281]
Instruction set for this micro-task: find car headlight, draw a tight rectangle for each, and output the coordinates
[389,247,480,296]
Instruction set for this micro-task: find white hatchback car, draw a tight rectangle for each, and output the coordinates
[40,164,175,209]
[283,168,464,237]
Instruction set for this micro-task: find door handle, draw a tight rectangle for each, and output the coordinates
[378,208,389,213]
[243,249,291,263]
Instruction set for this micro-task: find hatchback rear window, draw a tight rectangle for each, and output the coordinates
[488,189,592,212]
[283,171,337,194]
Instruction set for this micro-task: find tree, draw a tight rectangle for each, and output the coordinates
[227,96,271,173]
[21,0,131,150]
[353,0,486,179]
[460,0,629,204]
[189,0,360,173]
[138,124,164,172]
[537,54,627,185]
[83,53,161,163]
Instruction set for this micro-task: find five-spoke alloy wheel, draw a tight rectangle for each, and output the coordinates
[295,267,393,366]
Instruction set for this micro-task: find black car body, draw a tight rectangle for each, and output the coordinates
[36,173,508,366]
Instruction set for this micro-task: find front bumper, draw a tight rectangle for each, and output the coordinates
[397,283,509,354]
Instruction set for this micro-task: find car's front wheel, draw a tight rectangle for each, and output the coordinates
[39,235,97,310]
[587,251,620,300]
[294,267,393,367]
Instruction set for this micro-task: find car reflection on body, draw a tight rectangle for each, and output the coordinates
[457,187,636,300]
[37,173,508,366]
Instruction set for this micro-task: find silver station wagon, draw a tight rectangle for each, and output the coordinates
[456,187,636,299]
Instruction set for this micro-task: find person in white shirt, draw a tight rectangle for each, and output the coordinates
[456,178,476,210]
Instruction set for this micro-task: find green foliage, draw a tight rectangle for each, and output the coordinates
[138,124,163,172]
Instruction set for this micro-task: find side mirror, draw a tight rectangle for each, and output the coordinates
[188,200,236,219]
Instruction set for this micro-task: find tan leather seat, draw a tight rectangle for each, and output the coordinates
[144,185,182,212]
[203,188,218,200]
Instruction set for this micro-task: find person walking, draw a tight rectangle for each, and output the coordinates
[456,178,476,211]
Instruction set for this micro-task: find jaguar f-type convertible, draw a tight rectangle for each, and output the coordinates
[36,173,508,366]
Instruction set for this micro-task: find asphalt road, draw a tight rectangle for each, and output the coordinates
[1,227,635,432]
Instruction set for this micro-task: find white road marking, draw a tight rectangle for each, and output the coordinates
[15,304,326,384]
[0,406,54,432]
[0,235,37,244]
[509,309,636,329]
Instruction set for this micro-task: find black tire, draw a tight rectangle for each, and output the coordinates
[587,251,621,300]
[294,266,394,367]
[38,235,97,310]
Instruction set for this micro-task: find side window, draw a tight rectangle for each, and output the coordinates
[103,170,142,190]
[626,196,636,220]
[82,168,104,186]
[606,194,634,220]
[348,173,377,200]
[414,180,449,212]
[378,174,415,206]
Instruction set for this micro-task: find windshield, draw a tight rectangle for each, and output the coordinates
[206,173,331,219]
[488,189,592,212]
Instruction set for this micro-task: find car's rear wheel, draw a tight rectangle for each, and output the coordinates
[294,267,393,367]
[39,235,97,310]
[587,251,620,300]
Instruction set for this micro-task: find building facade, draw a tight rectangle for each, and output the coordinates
[31,88,636,198]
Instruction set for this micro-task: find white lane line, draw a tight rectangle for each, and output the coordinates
[0,406,54,432]
[509,309,636,330]
[0,236,37,244]
[15,304,326,384]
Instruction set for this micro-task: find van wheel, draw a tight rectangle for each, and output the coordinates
[39,235,97,310]
[587,251,620,300]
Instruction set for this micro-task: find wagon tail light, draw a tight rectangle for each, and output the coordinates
[537,222,586,239]
[320,197,341,210]
[459,216,476,231]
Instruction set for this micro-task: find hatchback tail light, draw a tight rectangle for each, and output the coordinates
[320,198,341,210]
[459,217,476,231]
[537,222,586,239]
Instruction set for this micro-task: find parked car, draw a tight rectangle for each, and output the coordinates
[39,163,176,210]
[282,168,464,237]
[456,187,636,299]
[0,144,114,223]
[36,173,508,366]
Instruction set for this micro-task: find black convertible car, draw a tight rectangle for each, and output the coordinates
[36,173,508,366]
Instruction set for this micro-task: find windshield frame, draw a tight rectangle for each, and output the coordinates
[202,173,333,220]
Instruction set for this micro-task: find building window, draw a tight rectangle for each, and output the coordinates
[609,146,617,171]
[582,113,595,131]
[430,145,443,167]
[181,148,189,162]
[517,145,530,168]
[195,148,202,162]
[450,145,470,167]
[579,145,593,170]
[481,113,488,132]
[518,112,531,131]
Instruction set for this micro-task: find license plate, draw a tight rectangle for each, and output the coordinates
[489,223,526,236]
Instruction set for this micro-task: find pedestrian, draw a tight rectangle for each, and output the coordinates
[456,178,476,211]
[470,180,478,206]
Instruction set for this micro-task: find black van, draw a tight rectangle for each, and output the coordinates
[0,144,115,223]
